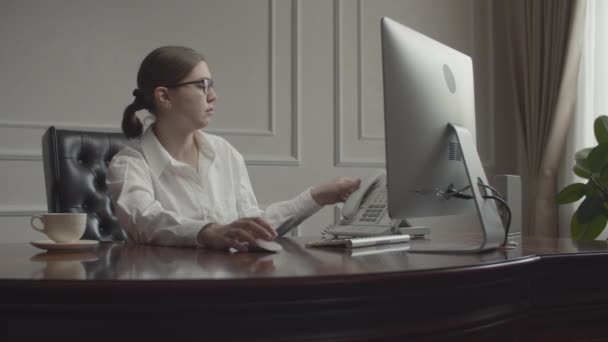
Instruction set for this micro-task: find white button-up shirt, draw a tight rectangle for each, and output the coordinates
[106,127,321,247]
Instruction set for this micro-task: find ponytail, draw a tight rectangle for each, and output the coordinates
[121,89,146,139]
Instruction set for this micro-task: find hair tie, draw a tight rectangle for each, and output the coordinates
[133,88,145,98]
[131,89,146,110]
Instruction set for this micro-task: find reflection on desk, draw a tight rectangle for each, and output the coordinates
[30,251,98,279]
[0,236,607,341]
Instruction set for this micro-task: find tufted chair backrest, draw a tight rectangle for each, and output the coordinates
[42,126,131,242]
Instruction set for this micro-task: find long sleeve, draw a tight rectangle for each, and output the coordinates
[233,152,322,235]
[106,153,213,248]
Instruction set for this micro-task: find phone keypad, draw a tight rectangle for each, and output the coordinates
[358,187,388,224]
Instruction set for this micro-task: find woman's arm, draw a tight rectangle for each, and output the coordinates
[233,152,360,235]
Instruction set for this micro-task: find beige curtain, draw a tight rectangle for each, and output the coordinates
[502,0,586,237]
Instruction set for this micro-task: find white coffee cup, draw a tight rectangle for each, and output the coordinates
[30,213,87,243]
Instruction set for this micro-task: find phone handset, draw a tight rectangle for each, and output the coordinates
[341,170,388,224]
[326,170,430,238]
[324,170,396,238]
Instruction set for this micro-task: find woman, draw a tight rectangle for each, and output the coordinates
[107,46,360,252]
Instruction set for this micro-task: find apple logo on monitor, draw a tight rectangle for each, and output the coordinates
[443,64,456,94]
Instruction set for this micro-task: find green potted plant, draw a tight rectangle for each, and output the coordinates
[557,115,608,240]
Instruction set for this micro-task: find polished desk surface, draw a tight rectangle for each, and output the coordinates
[0,235,606,282]
[2,235,608,341]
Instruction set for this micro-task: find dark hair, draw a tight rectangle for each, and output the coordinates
[122,46,206,138]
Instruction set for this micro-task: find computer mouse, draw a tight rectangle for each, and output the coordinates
[248,239,283,253]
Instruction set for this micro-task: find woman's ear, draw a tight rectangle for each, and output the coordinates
[153,87,171,109]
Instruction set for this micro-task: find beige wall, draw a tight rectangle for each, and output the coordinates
[0,0,507,242]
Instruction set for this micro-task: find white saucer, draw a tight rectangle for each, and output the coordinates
[30,239,99,251]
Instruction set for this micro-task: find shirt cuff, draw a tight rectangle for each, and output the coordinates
[281,188,323,234]
[304,187,324,211]
[181,218,215,248]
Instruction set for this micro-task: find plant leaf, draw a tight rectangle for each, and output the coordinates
[574,164,592,179]
[575,147,593,169]
[577,195,604,224]
[557,183,587,204]
[595,116,608,144]
[586,144,608,173]
[600,164,608,186]
[581,213,608,240]
[586,179,598,197]
[571,210,584,240]
[571,210,607,241]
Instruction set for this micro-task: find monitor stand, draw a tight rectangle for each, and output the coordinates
[393,226,431,237]
[408,123,505,254]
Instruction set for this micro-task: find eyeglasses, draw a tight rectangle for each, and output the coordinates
[168,78,215,95]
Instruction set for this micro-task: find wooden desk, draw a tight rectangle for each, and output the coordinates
[1,236,608,341]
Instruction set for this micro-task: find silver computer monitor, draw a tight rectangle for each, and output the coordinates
[381,17,504,253]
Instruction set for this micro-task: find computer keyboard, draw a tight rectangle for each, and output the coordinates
[306,234,410,249]
[326,224,394,237]
[407,243,486,253]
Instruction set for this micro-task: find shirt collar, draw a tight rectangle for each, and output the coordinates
[194,130,216,161]
[141,126,216,179]
[141,126,173,179]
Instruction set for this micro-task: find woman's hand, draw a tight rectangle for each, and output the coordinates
[197,217,277,252]
[311,177,362,206]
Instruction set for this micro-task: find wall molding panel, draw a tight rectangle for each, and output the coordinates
[0,120,122,132]
[213,0,301,165]
[202,0,303,165]
[356,0,383,142]
[0,0,301,167]
[0,206,46,217]
[333,0,386,168]
[207,0,276,138]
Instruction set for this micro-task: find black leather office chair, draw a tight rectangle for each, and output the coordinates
[42,126,130,242]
